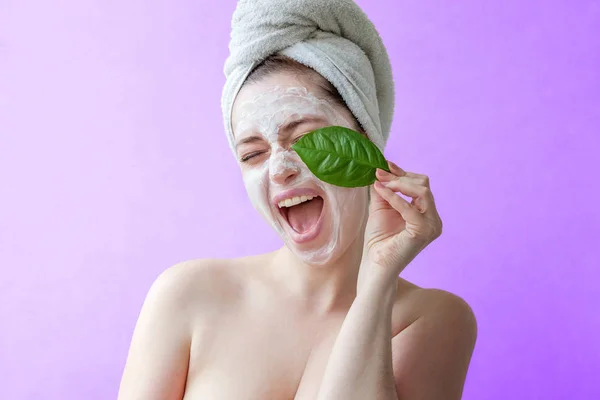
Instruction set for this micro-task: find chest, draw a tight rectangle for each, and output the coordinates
[183,309,343,400]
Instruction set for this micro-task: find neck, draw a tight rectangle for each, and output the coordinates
[268,229,368,315]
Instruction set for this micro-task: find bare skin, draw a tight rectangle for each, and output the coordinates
[119,256,476,400]
[118,70,477,399]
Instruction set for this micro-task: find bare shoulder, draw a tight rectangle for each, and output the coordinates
[150,258,246,310]
[119,259,244,399]
[392,278,478,339]
[389,280,478,398]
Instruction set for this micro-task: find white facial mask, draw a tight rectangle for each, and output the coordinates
[234,86,368,265]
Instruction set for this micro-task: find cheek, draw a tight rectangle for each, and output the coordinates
[242,166,270,206]
[326,186,368,223]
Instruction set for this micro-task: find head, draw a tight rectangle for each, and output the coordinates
[231,55,370,266]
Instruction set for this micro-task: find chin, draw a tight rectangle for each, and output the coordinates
[281,207,363,267]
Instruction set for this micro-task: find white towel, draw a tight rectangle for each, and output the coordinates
[221,0,395,153]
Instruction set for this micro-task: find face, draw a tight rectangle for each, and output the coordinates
[231,71,369,266]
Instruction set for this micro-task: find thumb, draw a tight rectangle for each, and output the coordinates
[369,182,392,214]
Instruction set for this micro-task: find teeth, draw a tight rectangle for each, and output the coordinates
[278,195,318,208]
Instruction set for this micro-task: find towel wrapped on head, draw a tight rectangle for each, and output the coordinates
[221,0,395,152]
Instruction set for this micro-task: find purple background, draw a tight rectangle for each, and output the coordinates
[1,0,599,399]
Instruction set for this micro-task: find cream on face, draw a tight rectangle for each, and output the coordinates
[233,85,368,265]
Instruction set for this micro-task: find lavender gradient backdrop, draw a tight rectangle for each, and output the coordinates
[1,1,599,399]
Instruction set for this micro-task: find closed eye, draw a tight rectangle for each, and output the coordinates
[290,130,313,146]
[240,151,265,163]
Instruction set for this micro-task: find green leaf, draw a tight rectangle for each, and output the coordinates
[291,126,390,188]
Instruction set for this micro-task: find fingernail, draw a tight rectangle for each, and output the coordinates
[374,181,385,189]
[376,168,392,176]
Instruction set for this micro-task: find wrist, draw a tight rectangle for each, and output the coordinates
[357,263,399,304]
[361,260,404,283]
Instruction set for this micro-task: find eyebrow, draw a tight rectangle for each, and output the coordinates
[279,116,327,134]
[234,116,328,150]
[235,135,264,150]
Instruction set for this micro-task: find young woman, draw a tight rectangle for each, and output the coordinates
[119,1,477,399]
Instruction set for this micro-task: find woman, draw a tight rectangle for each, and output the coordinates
[119,1,477,399]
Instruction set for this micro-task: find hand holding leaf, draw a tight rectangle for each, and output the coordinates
[366,164,443,276]
[292,126,443,277]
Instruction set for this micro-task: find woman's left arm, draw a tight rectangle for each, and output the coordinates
[316,163,478,400]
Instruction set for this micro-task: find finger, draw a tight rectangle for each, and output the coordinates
[374,182,422,221]
[381,176,436,214]
[376,168,428,187]
[383,162,431,188]
[377,171,433,197]
[378,174,432,200]
[377,173,424,189]
[369,183,395,214]
[403,172,430,188]
[376,168,403,182]
[411,197,429,214]
[369,183,385,206]
[387,161,407,177]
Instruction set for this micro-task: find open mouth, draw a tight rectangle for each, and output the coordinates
[278,195,324,235]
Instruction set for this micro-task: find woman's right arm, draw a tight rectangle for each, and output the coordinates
[118,264,195,400]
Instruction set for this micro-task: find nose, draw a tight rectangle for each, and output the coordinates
[269,150,300,185]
